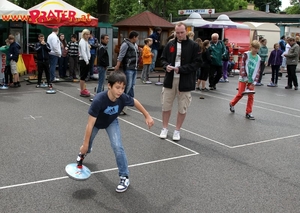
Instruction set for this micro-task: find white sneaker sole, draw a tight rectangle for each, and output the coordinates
[159,135,167,139]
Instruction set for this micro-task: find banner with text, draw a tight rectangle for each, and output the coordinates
[178,9,215,15]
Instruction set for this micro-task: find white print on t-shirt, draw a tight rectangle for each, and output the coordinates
[174,42,181,78]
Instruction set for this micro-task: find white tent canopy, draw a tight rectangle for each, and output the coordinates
[0,0,28,19]
[198,14,250,29]
[173,12,212,27]
[243,22,280,53]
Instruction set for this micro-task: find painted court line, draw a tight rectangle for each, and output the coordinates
[197,90,300,115]
[59,90,299,149]
[120,118,199,154]
[0,153,198,191]
[230,133,300,148]
[129,108,233,149]
[58,90,199,154]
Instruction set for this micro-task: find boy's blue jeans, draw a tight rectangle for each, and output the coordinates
[150,49,158,71]
[124,69,137,98]
[87,119,129,177]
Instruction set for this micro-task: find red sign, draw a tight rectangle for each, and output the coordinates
[27,9,97,27]
[29,9,92,24]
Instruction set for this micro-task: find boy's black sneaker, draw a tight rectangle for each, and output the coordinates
[229,103,235,113]
[246,113,255,120]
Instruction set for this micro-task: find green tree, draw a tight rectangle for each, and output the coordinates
[285,0,300,14]
[252,0,281,13]
[11,0,43,8]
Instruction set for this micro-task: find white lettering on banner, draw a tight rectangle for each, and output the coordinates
[178,9,215,15]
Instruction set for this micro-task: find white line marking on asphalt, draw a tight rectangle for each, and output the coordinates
[58,89,300,149]
[0,153,198,190]
[129,108,232,149]
[120,119,199,154]
[58,90,200,153]
[194,90,300,114]
[23,115,42,120]
[0,91,41,95]
[230,133,300,148]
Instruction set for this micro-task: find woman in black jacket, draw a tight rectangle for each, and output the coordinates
[199,40,212,91]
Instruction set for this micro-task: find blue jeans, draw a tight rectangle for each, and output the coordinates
[88,119,129,177]
[124,69,137,98]
[58,56,68,77]
[96,66,106,93]
[89,54,96,76]
[150,49,158,71]
[49,54,58,81]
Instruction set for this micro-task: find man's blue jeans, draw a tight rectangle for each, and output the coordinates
[150,49,158,71]
[96,66,106,93]
[49,54,59,81]
[88,119,129,177]
[124,69,137,98]
[89,54,96,76]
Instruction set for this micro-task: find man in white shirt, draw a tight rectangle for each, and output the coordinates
[47,28,61,82]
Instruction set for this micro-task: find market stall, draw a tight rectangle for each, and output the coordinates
[0,0,28,76]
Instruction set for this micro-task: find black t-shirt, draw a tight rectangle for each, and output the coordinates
[88,91,134,129]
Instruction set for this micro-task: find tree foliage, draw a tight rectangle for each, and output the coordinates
[251,0,281,13]
[284,0,300,14]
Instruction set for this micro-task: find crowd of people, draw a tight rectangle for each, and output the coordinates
[1,23,300,193]
[1,25,300,125]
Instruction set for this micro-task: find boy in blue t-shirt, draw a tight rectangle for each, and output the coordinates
[76,71,154,193]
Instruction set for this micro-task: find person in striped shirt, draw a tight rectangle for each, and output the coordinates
[67,34,79,79]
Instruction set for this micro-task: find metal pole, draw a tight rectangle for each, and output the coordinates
[26,22,29,54]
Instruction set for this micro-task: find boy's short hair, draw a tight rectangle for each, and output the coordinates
[101,34,108,40]
[71,34,77,39]
[52,28,59,33]
[108,71,127,87]
[187,31,194,38]
[260,38,266,43]
[38,34,44,38]
[288,37,295,41]
[154,27,162,32]
[129,31,139,39]
[144,38,152,44]
[8,34,14,40]
[251,40,260,49]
